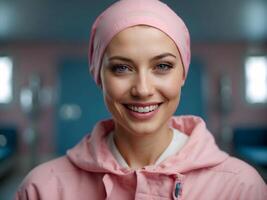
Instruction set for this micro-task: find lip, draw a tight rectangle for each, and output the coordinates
[123,102,162,120]
[123,102,162,107]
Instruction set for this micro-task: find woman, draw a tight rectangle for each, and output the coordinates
[16,0,267,199]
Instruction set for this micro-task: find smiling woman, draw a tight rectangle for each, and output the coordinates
[15,0,267,200]
[100,26,184,168]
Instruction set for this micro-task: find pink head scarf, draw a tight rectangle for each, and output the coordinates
[89,0,191,85]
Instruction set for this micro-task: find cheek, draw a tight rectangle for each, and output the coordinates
[157,74,183,100]
[101,73,129,103]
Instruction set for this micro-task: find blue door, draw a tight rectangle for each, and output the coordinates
[56,58,110,155]
[56,57,205,155]
[176,58,206,118]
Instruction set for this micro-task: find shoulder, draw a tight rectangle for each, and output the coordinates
[15,154,109,200]
[217,156,264,179]
[213,156,267,199]
[16,156,86,194]
[15,156,106,200]
[15,156,73,199]
[19,156,77,186]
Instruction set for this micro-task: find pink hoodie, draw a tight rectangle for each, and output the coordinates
[15,116,267,199]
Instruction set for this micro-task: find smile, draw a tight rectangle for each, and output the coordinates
[124,103,161,113]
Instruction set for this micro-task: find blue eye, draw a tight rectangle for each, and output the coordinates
[156,63,173,72]
[111,64,130,74]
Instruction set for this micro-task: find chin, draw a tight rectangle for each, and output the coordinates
[117,115,170,137]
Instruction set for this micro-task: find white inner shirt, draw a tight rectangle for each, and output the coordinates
[106,128,189,168]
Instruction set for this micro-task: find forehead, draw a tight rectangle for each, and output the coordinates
[104,25,180,57]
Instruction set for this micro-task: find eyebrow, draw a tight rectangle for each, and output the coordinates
[108,52,176,62]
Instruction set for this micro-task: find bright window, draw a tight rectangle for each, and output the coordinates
[245,56,267,104]
[0,56,13,104]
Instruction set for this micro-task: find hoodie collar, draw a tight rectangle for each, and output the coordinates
[67,116,228,175]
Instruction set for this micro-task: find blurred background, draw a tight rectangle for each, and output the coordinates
[0,0,267,199]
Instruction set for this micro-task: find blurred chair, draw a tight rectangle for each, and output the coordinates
[0,127,18,178]
[233,127,267,167]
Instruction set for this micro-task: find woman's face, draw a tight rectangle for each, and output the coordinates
[100,26,184,136]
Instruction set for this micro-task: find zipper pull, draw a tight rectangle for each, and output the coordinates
[173,182,182,199]
[172,174,184,199]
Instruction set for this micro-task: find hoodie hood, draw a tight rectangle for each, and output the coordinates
[67,115,228,175]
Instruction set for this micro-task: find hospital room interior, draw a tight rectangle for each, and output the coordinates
[0,0,267,199]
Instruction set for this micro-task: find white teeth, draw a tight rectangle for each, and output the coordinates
[127,104,159,113]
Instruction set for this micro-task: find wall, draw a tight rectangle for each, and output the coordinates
[0,42,88,158]
[193,43,267,132]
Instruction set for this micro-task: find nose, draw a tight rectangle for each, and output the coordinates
[131,70,154,98]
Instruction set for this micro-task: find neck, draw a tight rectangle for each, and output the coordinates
[113,123,173,169]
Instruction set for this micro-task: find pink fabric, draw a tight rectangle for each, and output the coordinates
[15,116,267,199]
[88,0,191,85]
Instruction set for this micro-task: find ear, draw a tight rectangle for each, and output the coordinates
[98,82,103,90]
[179,67,186,87]
[98,68,104,90]
[181,77,185,87]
